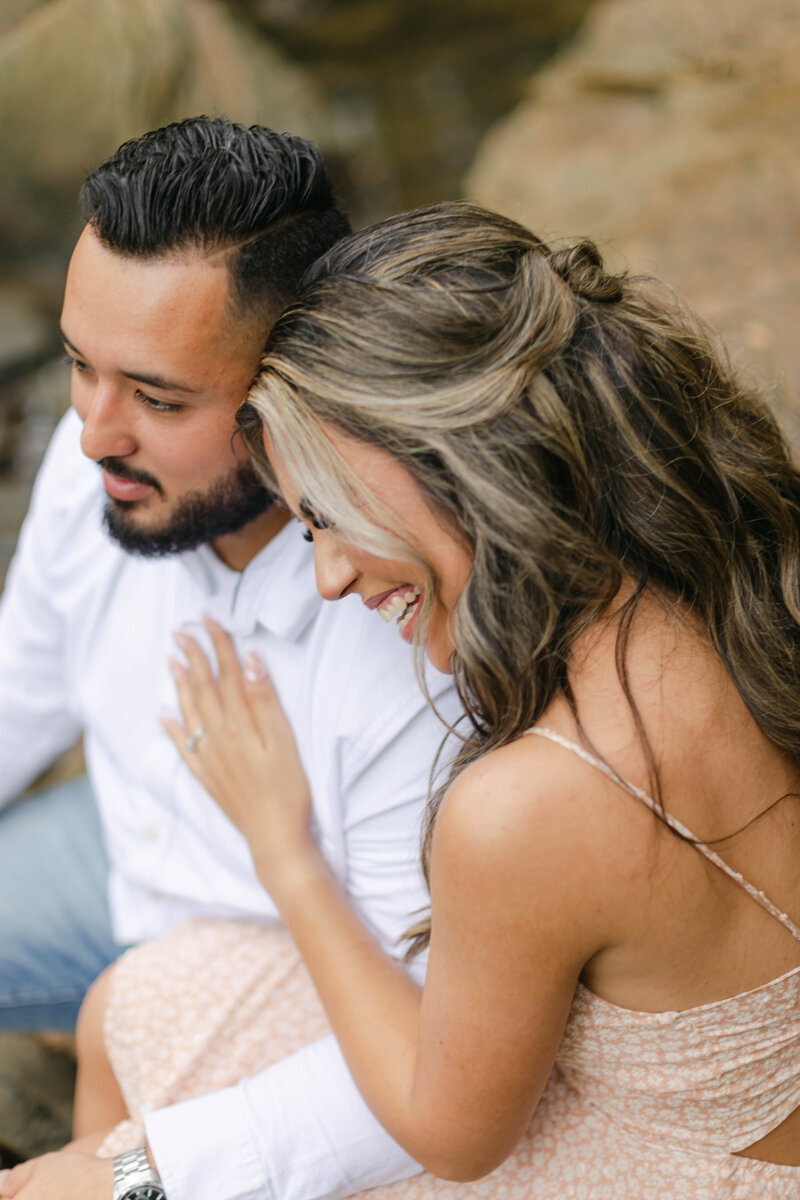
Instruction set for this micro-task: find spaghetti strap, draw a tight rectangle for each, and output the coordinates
[527,725,800,944]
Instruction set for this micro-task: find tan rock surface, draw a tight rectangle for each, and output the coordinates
[0,0,331,255]
[467,0,800,441]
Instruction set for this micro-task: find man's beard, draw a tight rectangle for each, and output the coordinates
[102,460,275,557]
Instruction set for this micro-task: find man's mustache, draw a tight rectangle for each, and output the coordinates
[99,457,164,497]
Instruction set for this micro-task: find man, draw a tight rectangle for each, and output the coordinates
[0,118,453,1200]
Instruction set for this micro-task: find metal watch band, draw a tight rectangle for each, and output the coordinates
[112,1146,164,1199]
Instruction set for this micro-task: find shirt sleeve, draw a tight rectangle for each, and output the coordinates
[335,692,453,957]
[145,1035,422,1200]
[0,414,85,805]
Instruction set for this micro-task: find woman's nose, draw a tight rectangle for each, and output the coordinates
[314,537,359,601]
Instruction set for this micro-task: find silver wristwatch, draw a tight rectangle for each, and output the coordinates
[112,1147,166,1200]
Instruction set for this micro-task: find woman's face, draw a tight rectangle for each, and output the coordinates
[265,425,472,673]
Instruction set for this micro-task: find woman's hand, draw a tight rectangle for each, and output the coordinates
[162,616,318,892]
[0,1150,112,1199]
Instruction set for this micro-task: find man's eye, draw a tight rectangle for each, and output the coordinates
[135,390,182,414]
[63,353,89,374]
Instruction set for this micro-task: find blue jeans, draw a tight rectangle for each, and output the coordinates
[0,776,123,1030]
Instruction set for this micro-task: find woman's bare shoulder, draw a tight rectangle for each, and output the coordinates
[439,726,657,852]
[432,728,658,959]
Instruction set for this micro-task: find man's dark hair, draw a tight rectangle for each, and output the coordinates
[80,116,351,319]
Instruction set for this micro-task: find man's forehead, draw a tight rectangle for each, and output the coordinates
[69,225,232,296]
[71,225,272,330]
[63,232,264,363]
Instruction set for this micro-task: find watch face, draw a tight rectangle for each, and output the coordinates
[121,1189,165,1200]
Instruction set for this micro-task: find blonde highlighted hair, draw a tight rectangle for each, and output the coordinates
[243,202,800,953]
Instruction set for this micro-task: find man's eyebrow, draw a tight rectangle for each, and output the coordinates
[59,328,201,395]
[120,370,200,395]
[60,329,82,356]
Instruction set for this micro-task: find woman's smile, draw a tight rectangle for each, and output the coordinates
[368,585,423,634]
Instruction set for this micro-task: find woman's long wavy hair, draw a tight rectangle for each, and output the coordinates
[244,202,800,954]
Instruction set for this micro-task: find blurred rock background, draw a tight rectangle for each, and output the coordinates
[0,0,590,590]
[1,0,798,1163]
[468,0,800,444]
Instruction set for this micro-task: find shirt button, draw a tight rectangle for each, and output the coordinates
[143,825,160,842]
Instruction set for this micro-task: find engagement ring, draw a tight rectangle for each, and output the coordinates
[185,727,206,752]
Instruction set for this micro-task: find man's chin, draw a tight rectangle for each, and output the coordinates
[103,503,200,557]
[102,469,275,558]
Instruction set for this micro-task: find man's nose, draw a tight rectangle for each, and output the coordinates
[314,538,358,601]
[78,387,137,462]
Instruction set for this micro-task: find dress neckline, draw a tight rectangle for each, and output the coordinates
[573,959,800,1021]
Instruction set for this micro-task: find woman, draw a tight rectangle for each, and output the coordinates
[32,202,800,1197]
[197,202,800,1194]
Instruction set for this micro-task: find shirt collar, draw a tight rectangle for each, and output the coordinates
[193,519,322,642]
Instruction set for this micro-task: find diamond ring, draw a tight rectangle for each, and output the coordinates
[184,727,206,752]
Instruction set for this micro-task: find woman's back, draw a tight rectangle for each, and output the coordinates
[517,591,800,1169]
[534,593,800,1003]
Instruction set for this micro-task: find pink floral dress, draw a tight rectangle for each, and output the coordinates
[98,728,800,1198]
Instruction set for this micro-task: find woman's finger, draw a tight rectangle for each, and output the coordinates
[0,1158,35,1196]
[202,615,250,714]
[171,629,227,728]
[242,653,291,742]
[168,654,206,739]
[160,714,212,784]
[243,650,270,687]
[173,630,217,691]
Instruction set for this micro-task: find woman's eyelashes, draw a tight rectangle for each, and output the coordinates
[301,518,330,543]
[299,498,331,532]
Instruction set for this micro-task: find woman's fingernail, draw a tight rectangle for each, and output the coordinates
[244,651,267,683]
[168,656,184,676]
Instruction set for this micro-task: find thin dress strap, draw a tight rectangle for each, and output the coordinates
[528,726,800,944]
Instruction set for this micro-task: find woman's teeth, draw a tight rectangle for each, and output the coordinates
[379,586,421,626]
[397,600,418,630]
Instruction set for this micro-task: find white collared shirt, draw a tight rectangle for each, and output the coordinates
[0,411,460,1200]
